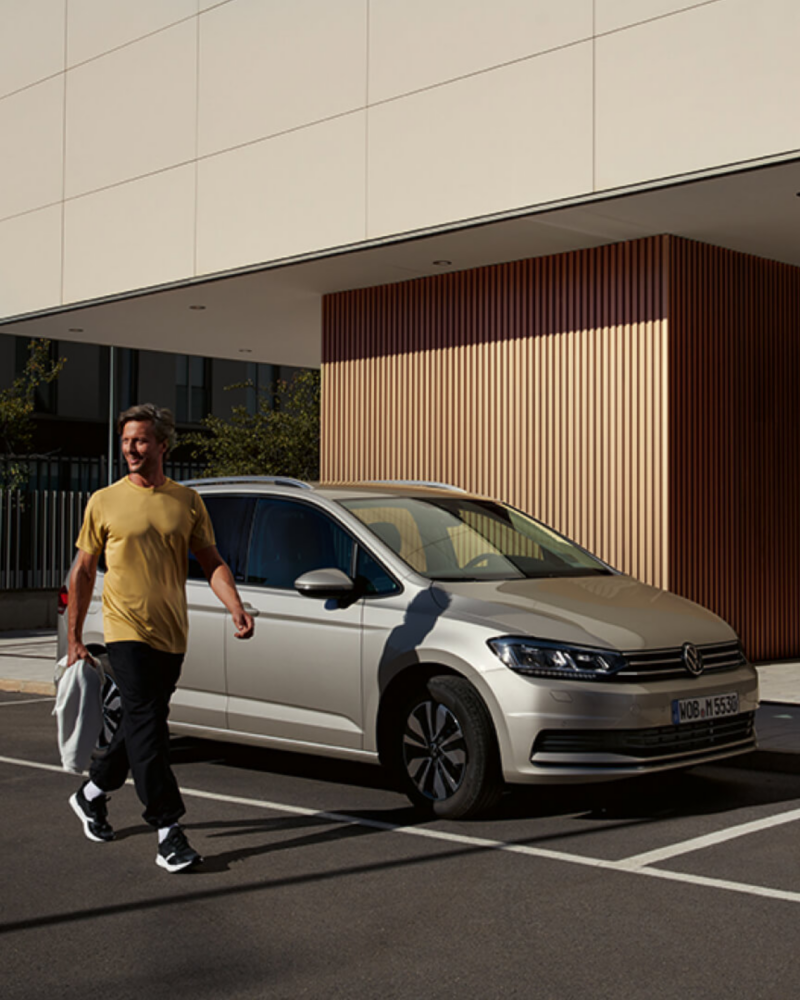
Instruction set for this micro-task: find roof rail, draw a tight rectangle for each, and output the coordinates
[179,476,313,490]
[368,479,466,493]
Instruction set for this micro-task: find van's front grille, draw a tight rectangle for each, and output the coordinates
[532,711,756,764]
[616,641,746,681]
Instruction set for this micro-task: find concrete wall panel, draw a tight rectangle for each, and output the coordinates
[368,0,592,102]
[596,0,800,190]
[198,0,367,157]
[367,43,593,237]
[196,112,367,275]
[66,0,196,66]
[63,166,195,304]
[0,0,65,98]
[0,78,64,220]
[595,0,717,35]
[64,20,196,198]
[0,207,63,317]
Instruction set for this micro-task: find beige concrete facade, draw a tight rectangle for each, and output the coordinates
[2,1,800,662]
[1,0,798,343]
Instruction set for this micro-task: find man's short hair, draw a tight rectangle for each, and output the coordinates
[117,403,177,455]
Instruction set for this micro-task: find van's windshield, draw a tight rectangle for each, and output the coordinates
[340,497,612,581]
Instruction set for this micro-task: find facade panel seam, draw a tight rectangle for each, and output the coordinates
[64,13,200,73]
[365,35,594,110]
[594,0,724,39]
[0,71,65,105]
[59,1,68,307]
[193,8,200,278]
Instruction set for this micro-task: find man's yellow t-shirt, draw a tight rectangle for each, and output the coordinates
[76,477,216,653]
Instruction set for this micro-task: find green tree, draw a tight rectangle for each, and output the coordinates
[0,339,65,489]
[186,369,321,480]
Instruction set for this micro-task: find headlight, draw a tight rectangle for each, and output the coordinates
[487,637,626,680]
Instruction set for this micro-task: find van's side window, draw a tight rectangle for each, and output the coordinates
[187,495,256,582]
[247,498,353,589]
[355,546,400,596]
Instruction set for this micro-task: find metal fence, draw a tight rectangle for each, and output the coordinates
[0,459,210,591]
[0,489,90,590]
[0,455,206,493]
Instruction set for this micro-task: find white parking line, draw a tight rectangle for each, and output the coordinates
[0,697,56,707]
[177,785,800,903]
[3,753,800,905]
[620,808,800,868]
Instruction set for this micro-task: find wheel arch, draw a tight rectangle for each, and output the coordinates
[376,661,501,770]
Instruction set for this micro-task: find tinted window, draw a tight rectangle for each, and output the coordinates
[187,495,256,582]
[247,499,353,589]
[355,546,400,596]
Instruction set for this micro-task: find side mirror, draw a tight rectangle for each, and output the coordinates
[294,568,356,600]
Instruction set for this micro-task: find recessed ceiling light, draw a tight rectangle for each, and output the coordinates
[68,327,84,333]
[239,348,253,353]
[189,304,206,311]
[433,259,452,266]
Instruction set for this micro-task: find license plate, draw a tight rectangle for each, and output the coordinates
[672,691,739,725]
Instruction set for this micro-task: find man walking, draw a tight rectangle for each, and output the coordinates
[67,403,254,872]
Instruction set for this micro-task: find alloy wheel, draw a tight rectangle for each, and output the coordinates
[402,699,467,801]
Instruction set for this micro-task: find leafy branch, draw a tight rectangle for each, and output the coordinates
[184,369,321,481]
[0,339,66,489]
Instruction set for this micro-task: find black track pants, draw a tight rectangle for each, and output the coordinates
[90,641,185,828]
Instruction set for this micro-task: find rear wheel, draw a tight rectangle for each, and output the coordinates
[394,676,503,820]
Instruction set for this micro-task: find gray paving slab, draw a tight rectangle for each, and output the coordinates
[0,628,58,694]
[755,661,800,703]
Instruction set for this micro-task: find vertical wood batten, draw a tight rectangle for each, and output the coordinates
[669,239,800,660]
[322,238,670,590]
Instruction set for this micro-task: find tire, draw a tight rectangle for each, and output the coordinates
[393,675,503,820]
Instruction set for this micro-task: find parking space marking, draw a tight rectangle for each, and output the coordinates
[0,697,55,707]
[3,753,800,905]
[619,807,800,868]
[178,786,800,903]
[617,866,800,905]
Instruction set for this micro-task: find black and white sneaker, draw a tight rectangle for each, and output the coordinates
[156,827,202,873]
[69,782,115,842]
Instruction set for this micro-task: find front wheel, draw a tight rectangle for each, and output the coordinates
[394,676,503,820]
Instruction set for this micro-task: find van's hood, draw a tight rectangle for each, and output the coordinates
[431,574,735,651]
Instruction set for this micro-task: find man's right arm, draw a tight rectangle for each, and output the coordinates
[67,549,99,666]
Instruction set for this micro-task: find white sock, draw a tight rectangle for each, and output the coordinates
[158,824,179,844]
[83,780,105,802]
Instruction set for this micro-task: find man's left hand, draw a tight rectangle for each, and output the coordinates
[232,609,255,640]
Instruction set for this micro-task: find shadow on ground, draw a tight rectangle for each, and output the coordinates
[167,736,800,829]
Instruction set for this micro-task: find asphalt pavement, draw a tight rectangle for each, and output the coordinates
[5,688,800,1000]
[4,628,800,1000]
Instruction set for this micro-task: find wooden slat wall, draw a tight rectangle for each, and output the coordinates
[669,238,800,660]
[322,237,670,589]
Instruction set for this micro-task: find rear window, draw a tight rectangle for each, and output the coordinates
[187,495,256,582]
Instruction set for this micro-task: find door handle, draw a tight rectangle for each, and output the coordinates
[242,604,260,617]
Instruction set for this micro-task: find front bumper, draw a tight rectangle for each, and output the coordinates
[486,664,760,785]
[530,711,756,769]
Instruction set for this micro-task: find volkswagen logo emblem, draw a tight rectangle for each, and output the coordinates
[682,642,704,677]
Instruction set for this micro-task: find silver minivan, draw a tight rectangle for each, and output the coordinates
[61,478,759,818]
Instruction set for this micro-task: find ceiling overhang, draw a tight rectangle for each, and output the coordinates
[3,157,799,367]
